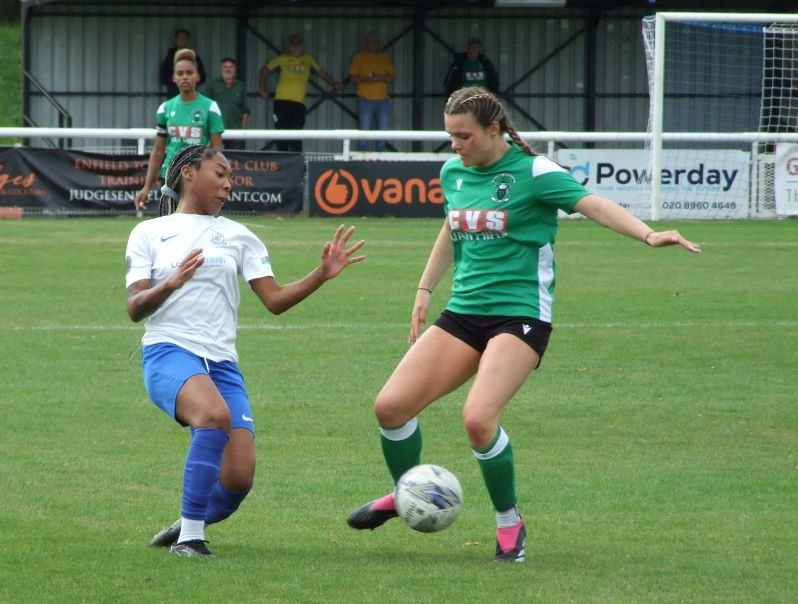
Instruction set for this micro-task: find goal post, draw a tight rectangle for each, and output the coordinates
[642,12,798,220]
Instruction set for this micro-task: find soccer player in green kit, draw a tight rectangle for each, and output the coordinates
[347,87,701,562]
[135,49,224,212]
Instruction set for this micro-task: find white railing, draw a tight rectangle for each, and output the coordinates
[3,126,795,157]
[3,127,795,219]
[0,127,648,159]
[0,127,660,160]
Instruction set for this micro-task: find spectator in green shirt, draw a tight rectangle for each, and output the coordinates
[205,58,250,150]
[444,37,500,97]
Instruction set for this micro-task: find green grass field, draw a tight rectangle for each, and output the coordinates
[0,216,796,603]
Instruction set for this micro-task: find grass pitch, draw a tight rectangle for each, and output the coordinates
[0,216,796,603]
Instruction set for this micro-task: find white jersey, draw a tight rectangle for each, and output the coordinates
[125,213,274,362]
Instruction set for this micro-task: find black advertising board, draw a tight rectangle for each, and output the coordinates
[0,148,303,213]
[307,160,446,217]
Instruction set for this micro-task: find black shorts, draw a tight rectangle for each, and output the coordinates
[434,310,553,367]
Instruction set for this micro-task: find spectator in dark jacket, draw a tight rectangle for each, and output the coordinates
[160,28,207,99]
[444,37,500,97]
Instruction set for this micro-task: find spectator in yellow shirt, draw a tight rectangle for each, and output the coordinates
[259,32,343,152]
[348,32,396,152]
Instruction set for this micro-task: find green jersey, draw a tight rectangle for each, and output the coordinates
[440,145,589,321]
[203,78,250,130]
[461,58,489,90]
[155,94,225,178]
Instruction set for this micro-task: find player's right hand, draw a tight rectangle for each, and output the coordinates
[167,248,205,289]
[134,188,148,210]
[409,290,432,345]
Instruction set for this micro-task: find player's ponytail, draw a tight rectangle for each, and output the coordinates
[159,145,219,216]
[444,87,537,156]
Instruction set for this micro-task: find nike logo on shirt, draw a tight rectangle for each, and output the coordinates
[241,414,253,422]
[160,234,179,242]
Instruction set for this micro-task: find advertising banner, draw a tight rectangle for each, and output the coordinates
[557,148,750,219]
[307,160,446,217]
[0,148,303,213]
[774,143,798,216]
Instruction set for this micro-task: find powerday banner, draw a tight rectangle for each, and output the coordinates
[774,143,798,216]
[557,148,750,219]
[0,148,303,213]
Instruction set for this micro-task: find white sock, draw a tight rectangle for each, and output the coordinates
[177,517,205,543]
[496,506,521,528]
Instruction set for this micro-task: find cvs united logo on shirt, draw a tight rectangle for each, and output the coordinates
[448,209,507,233]
[168,126,204,140]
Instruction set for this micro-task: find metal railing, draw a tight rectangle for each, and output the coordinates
[22,71,73,149]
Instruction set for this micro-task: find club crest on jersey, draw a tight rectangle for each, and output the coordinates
[210,230,227,246]
[192,109,204,124]
[491,173,516,203]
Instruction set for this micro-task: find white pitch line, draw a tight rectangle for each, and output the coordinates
[3,320,797,332]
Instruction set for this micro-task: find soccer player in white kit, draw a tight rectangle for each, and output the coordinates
[125,144,365,557]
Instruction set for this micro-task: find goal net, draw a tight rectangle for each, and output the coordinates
[642,13,798,219]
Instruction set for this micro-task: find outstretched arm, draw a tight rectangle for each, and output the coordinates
[573,194,701,252]
[319,68,343,92]
[249,225,366,315]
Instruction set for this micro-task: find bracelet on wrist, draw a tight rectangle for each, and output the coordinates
[417,287,432,294]
[643,231,655,246]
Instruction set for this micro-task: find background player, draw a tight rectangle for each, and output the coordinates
[135,49,224,212]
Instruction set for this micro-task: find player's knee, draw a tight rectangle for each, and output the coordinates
[224,467,254,492]
[374,394,409,427]
[197,403,232,432]
[462,409,494,449]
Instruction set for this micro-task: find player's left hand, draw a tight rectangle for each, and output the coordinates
[319,225,366,279]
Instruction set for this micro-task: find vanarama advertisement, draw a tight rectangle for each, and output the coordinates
[557,149,750,219]
[308,161,446,217]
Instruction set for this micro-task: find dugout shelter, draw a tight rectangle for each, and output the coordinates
[20,0,789,153]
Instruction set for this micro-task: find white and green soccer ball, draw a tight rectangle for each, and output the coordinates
[394,464,463,533]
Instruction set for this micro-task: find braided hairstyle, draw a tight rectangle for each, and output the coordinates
[444,87,537,156]
[158,144,221,216]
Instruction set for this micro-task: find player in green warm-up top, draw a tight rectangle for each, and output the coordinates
[135,49,225,212]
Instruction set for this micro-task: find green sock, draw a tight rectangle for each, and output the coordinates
[473,427,517,512]
[380,418,422,482]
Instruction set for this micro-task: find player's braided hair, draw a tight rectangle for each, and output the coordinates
[158,145,220,216]
[444,87,537,156]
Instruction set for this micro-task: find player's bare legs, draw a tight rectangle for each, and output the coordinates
[464,334,540,562]
[347,326,479,530]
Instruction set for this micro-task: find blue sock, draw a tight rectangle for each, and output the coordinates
[205,481,252,525]
[181,428,229,521]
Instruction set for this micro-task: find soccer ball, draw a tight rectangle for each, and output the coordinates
[394,464,463,533]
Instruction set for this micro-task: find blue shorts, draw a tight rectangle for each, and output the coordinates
[142,343,255,435]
